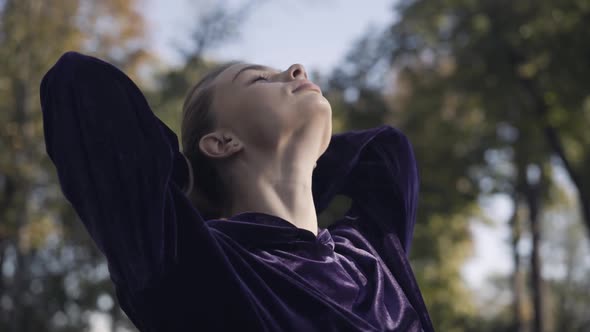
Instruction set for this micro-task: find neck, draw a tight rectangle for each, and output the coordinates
[224,149,319,236]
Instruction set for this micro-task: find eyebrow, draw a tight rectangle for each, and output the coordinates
[232,64,279,83]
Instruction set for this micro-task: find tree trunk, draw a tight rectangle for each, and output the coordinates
[519,77,590,240]
[541,124,590,239]
[523,164,543,332]
[9,243,26,332]
[509,193,523,332]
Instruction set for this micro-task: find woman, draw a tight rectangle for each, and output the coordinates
[40,51,434,331]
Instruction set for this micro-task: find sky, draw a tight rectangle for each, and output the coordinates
[143,0,396,73]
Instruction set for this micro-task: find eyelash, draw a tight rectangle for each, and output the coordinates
[251,74,270,83]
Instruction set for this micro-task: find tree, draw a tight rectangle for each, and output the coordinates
[377,0,590,330]
[388,0,590,238]
[0,0,150,330]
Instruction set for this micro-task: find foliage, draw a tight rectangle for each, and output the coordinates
[0,0,150,330]
[368,0,590,330]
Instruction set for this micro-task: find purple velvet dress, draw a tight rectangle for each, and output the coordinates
[40,52,434,332]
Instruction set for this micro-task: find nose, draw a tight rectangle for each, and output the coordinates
[284,63,308,80]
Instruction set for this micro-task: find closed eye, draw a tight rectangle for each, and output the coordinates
[251,74,270,83]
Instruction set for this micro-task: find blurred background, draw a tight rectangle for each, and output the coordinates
[1,0,589,331]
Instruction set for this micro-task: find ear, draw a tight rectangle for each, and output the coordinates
[199,131,243,159]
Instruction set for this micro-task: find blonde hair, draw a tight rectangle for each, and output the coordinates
[180,61,242,220]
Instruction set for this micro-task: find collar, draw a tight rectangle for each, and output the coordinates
[205,212,334,250]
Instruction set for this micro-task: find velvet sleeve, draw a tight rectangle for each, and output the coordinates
[40,51,217,290]
[312,125,419,254]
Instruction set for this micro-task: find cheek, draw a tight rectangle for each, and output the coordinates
[242,87,290,124]
[232,97,287,147]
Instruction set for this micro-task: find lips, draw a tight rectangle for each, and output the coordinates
[292,80,322,94]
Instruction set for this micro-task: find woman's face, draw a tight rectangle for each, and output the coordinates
[206,62,332,157]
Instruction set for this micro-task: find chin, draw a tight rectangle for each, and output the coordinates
[298,94,331,115]
[297,102,332,152]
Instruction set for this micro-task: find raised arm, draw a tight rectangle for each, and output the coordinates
[40,51,220,291]
[312,125,419,253]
